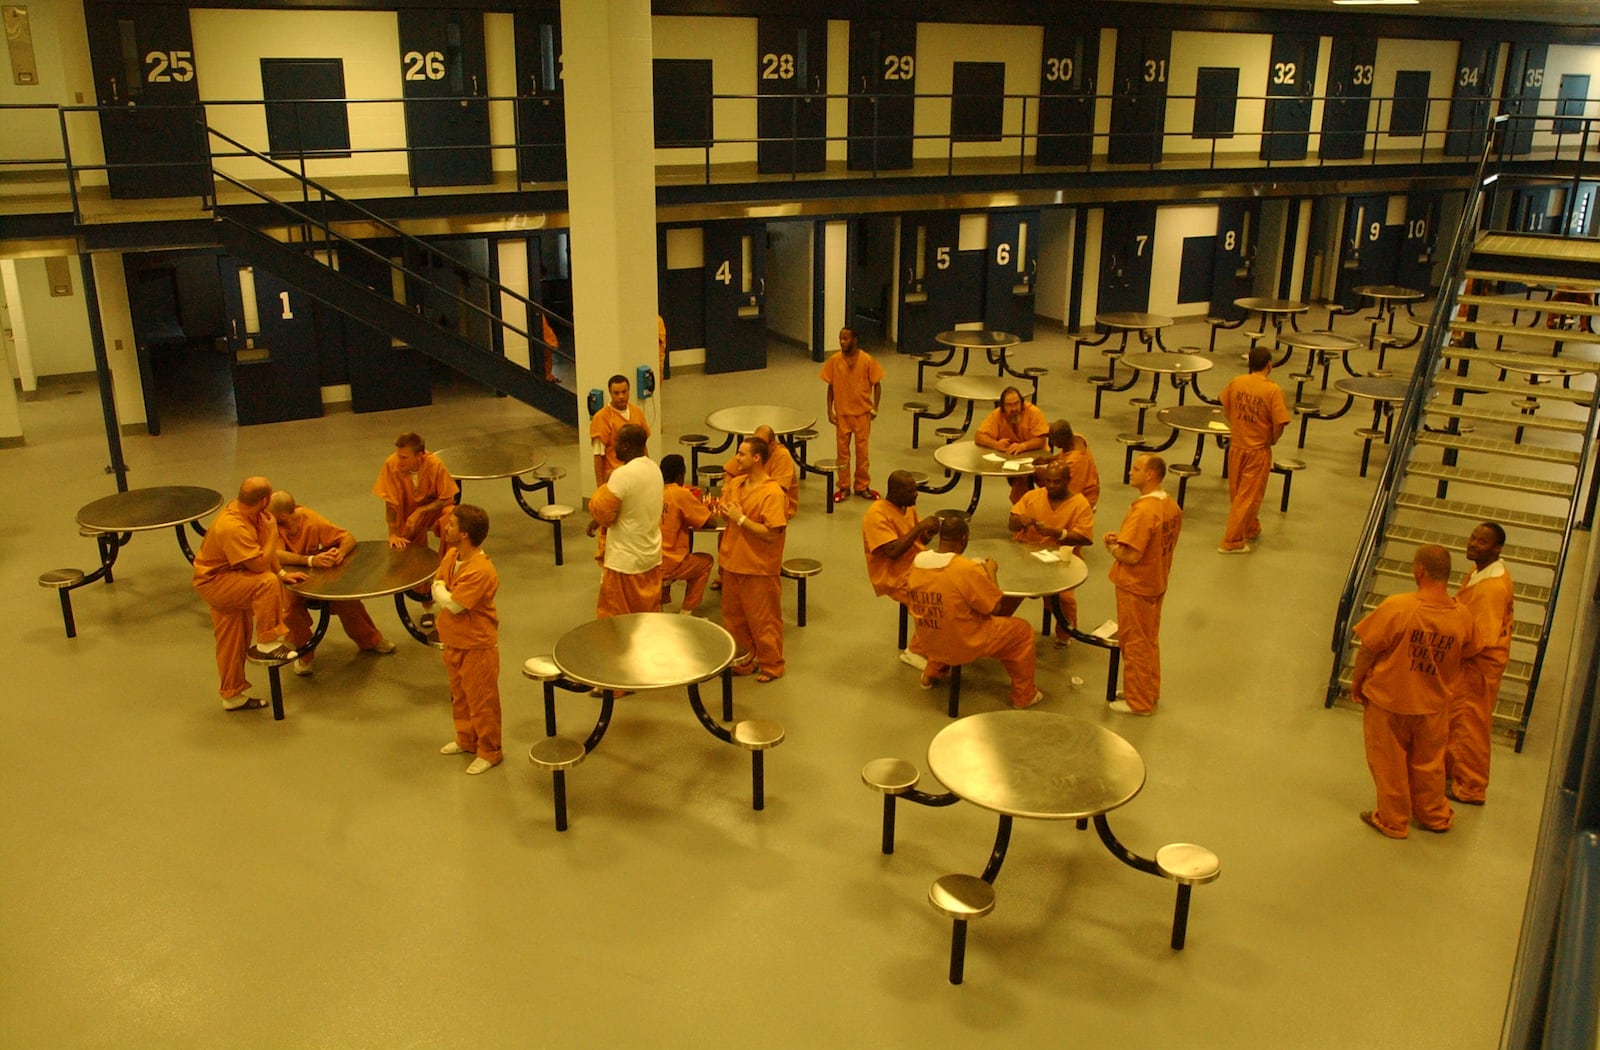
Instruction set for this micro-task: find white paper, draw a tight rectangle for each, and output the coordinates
[1002,460,1031,472]
[1030,549,1062,564]
[1092,619,1119,640]
[981,452,1007,463]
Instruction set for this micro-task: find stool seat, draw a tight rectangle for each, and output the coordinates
[1274,457,1306,472]
[78,525,101,538]
[791,427,819,441]
[861,758,919,795]
[934,426,965,442]
[1293,401,1321,414]
[536,503,574,521]
[529,735,587,771]
[935,370,958,380]
[700,467,727,488]
[811,458,842,473]
[1168,463,1201,477]
[522,655,561,681]
[1156,842,1221,885]
[932,508,970,522]
[929,873,996,921]
[530,465,566,481]
[245,648,295,668]
[678,433,710,447]
[733,719,785,750]
[1129,397,1157,409]
[902,401,930,414]
[39,568,85,589]
[1022,366,1048,377]
[1354,427,1385,439]
[781,558,822,579]
[1115,432,1147,446]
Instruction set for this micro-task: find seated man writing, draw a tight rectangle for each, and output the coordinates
[1005,461,1093,645]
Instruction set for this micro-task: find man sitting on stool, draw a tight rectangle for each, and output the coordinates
[1005,461,1093,645]
[862,470,942,670]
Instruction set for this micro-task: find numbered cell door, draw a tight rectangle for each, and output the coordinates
[339,240,431,413]
[1108,28,1170,165]
[1210,200,1260,320]
[399,9,492,188]
[847,20,916,172]
[217,259,321,426]
[1036,25,1098,166]
[897,212,960,353]
[1444,40,1497,158]
[757,18,827,174]
[1098,204,1158,314]
[703,224,768,374]
[1261,34,1317,161]
[514,4,565,183]
[985,211,1039,340]
[1497,43,1547,157]
[84,3,207,199]
[1320,37,1377,160]
[1397,195,1439,293]
[1335,195,1402,308]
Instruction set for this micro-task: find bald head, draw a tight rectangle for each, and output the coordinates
[937,514,970,551]
[268,490,297,515]
[239,476,272,506]
[1413,544,1451,583]
[886,470,919,508]
[753,425,776,444]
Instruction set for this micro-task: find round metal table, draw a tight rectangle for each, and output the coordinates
[910,375,1011,449]
[435,440,550,526]
[1274,329,1364,400]
[1297,376,1411,474]
[288,539,441,646]
[1128,405,1231,487]
[1355,285,1425,345]
[919,440,1044,515]
[964,541,1089,600]
[1093,351,1216,426]
[73,485,224,587]
[705,405,816,439]
[933,329,1026,379]
[1234,296,1309,330]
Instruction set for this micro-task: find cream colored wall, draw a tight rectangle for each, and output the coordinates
[1371,38,1459,148]
[1165,31,1272,156]
[1035,207,1074,326]
[1095,29,1116,150]
[90,253,144,428]
[826,20,849,164]
[824,220,847,336]
[765,221,812,346]
[190,8,408,180]
[486,12,518,174]
[652,16,757,166]
[1533,44,1600,146]
[497,238,530,369]
[1148,206,1220,317]
[0,0,73,166]
[913,22,1044,159]
[7,258,94,378]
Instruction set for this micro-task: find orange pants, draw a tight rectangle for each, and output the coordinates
[195,570,290,700]
[1221,444,1272,549]
[722,569,784,676]
[285,595,385,666]
[835,412,873,493]
[597,565,663,618]
[443,646,502,764]
[1446,656,1506,802]
[1115,588,1163,713]
[925,616,1037,707]
[663,553,713,611]
[1363,702,1452,837]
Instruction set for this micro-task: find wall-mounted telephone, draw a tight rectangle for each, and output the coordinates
[635,364,656,400]
[587,388,604,416]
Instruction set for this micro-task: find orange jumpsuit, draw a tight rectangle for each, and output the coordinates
[1219,371,1290,549]
[589,403,650,483]
[192,500,292,701]
[977,403,1051,501]
[540,314,559,382]
[820,350,884,493]
[862,498,929,658]
[1354,591,1481,837]
[372,450,458,546]
[436,547,502,765]
[661,482,713,611]
[277,506,385,666]
[719,475,787,676]
[906,551,1037,707]
[1108,492,1183,713]
[1448,562,1514,803]
[1065,439,1101,509]
[589,456,664,618]
[725,440,799,519]
[1011,488,1094,630]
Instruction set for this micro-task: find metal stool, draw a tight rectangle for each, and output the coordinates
[244,647,294,721]
[1021,366,1048,402]
[812,459,841,514]
[1129,397,1157,431]
[929,874,996,985]
[788,427,818,467]
[781,557,823,626]
[1155,842,1221,950]
[1272,457,1305,512]
[1168,463,1201,506]
[523,464,566,503]
[862,758,920,854]
[529,736,587,832]
[522,654,590,737]
[934,426,964,444]
[39,568,85,638]
[536,504,574,565]
[678,434,710,486]
[732,719,784,810]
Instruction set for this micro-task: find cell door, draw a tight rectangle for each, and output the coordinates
[1036,25,1098,167]
[1098,204,1157,314]
[757,18,827,174]
[340,240,431,414]
[1335,196,1401,308]
[1397,195,1439,293]
[1108,28,1170,165]
[1320,37,1376,160]
[217,259,322,426]
[1209,200,1259,321]
[1261,33,1317,161]
[703,224,768,374]
[514,4,565,183]
[897,212,960,353]
[847,20,916,172]
[1497,43,1548,157]
[1444,39,1497,158]
[985,211,1039,340]
[398,9,492,188]
[84,3,207,199]
[1512,187,1556,234]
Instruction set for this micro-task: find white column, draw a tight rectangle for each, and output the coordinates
[90,253,146,431]
[0,260,36,394]
[0,274,20,443]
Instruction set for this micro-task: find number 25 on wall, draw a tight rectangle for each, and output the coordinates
[145,50,194,83]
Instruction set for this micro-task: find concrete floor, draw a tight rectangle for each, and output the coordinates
[0,316,1581,1048]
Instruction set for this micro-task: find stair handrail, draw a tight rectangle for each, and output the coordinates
[203,124,570,367]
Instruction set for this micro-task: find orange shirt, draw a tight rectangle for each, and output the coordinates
[718,474,786,575]
[661,482,712,574]
[193,500,275,585]
[1064,441,1101,508]
[1108,491,1182,598]
[589,404,650,481]
[1011,488,1094,551]
[726,440,799,520]
[1219,371,1290,450]
[276,506,350,557]
[372,451,458,541]
[977,403,1049,450]
[906,552,1005,664]
[1354,590,1481,716]
[861,499,924,598]
[1457,561,1514,668]
[436,547,499,650]
[819,350,884,417]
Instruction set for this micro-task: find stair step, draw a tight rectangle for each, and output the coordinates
[1455,293,1600,318]
[1471,233,1600,271]
[1393,492,1568,533]
[1431,374,1596,406]
[1402,462,1574,500]
[1359,591,1543,643]
[1418,402,1589,434]
[1464,268,1600,292]
[1372,557,1554,605]
[1414,430,1581,466]
[1383,524,1560,570]
[1449,318,1600,346]
[1439,345,1598,375]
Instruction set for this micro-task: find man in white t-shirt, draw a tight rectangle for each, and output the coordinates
[586,423,665,616]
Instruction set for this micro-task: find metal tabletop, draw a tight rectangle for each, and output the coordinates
[927,711,1146,820]
[965,541,1088,599]
[1156,405,1231,435]
[1233,297,1309,316]
[936,330,1021,350]
[435,442,546,481]
[287,540,440,602]
[1335,376,1411,402]
[76,486,223,533]
[1096,311,1174,331]
[1354,285,1424,304]
[553,612,737,693]
[705,405,816,437]
[1276,330,1363,352]
[933,441,1041,477]
[934,374,1010,402]
[1125,352,1212,376]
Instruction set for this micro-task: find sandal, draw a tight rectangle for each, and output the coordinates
[224,696,269,712]
[833,489,849,504]
[756,671,781,683]
[857,488,881,500]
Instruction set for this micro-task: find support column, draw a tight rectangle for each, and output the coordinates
[0,262,27,445]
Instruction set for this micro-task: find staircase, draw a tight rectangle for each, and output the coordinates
[205,126,576,426]
[1325,153,1600,752]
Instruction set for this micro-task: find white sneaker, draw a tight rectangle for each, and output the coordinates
[465,757,496,775]
[679,607,704,617]
[440,741,469,756]
[898,650,928,672]
[1109,700,1154,717]
[1015,690,1045,709]
[292,657,314,677]
[371,639,397,654]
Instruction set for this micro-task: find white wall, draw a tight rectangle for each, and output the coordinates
[1533,44,1600,147]
[914,22,1044,159]
[1165,31,1273,156]
[652,16,757,166]
[765,221,812,347]
[1371,38,1459,149]
[1035,207,1074,327]
[0,0,74,167]
[11,257,94,378]
[485,12,518,174]
[1148,206,1220,317]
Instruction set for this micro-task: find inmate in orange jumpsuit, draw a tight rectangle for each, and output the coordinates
[372,450,458,546]
[589,456,664,618]
[977,403,1051,501]
[436,547,502,765]
[1064,438,1101,509]
[906,551,1037,707]
[719,474,787,677]
[726,440,799,519]
[589,403,650,483]
[1108,492,1182,713]
[1354,591,1481,837]
[277,506,385,666]
[1219,370,1290,550]
[820,350,884,494]
[192,500,292,701]
[862,498,930,658]
[661,482,714,611]
[1011,487,1094,630]
[1448,562,1514,803]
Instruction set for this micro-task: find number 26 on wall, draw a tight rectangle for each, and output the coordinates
[403,50,447,81]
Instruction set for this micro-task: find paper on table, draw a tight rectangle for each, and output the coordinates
[1091,619,1118,640]
[1002,459,1032,472]
[1030,549,1061,563]
[981,452,1007,463]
